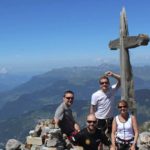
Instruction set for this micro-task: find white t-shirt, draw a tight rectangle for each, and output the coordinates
[91,84,118,119]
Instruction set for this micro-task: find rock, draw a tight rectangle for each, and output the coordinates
[71,146,83,150]
[40,147,57,150]
[29,130,37,137]
[26,136,42,145]
[138,131,150,150]
[5,139,22,150]
[140,132,150,144]
[30,145,40,150]
[46,138,57,147]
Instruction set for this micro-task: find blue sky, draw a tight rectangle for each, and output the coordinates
[0,0,150,74]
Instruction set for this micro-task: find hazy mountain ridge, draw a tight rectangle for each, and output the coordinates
[133,65,150,80]
[0,73,30,92]
[0,64,150,107]
[0,65,150,119]
[0,64,118,108]
[0,79,98,119]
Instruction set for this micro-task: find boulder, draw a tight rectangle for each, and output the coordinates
[5,139,22,150]
[138,131,150,150]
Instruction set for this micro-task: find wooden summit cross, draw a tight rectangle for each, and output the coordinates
[109,7,149,114]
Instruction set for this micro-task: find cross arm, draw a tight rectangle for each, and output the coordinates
[109,34,149,50]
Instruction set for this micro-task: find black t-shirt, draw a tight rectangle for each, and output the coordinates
[54,102,75,136]
[72,128,111,150]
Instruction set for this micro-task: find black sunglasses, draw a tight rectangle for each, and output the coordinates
[87,120,97,124]
[118,105,127,109]
[65,97,74,100]
[100,81,109,85]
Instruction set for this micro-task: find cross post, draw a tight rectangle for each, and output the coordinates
[109,7,149,114]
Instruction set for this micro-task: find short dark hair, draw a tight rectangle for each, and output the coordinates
[63,90,74,97]
[118,100,128,108]
[99,75,110,85]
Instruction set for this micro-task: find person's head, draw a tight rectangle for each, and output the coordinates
[86,113,97,133]
[118,100,128,114]
[99,75,110,92]
[63,90,74,107]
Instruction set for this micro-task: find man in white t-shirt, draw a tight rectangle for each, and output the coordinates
[90,71,121,136]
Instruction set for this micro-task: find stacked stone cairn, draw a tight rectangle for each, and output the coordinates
[5,119,83,150]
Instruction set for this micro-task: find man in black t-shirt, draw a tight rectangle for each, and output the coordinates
[72,114,111,150]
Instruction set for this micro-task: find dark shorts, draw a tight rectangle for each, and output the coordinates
[97,117,113,135]
[116,137,138,150]
[117,143,131,150]
[116,143,138,150]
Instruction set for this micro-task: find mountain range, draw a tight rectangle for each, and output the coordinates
[0,64,150,147]
[0,64,150,109]
[0,73,30,92]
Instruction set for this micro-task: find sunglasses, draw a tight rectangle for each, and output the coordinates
[118,105,127,109]
[65,97,74,100]
[100,81,109,85]
[87,120,97,124]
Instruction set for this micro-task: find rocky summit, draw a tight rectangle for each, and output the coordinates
[5,119,83,150]
[5,119,150,150]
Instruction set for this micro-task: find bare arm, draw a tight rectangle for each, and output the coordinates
[111,118,117,150]
[54,118,60,128]
[90,105,96,114]
[74,123,80,132]
[130,115,139,150]
[105,71,121,89]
